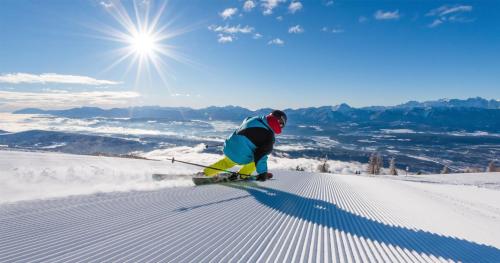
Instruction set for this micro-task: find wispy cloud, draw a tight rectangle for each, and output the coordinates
[208,24,254,34]
[427,5,472,17]
[288,1,303,14]
[99,1,113,9]
[220,8,238,20]
[268,38,284,46]
[374,10,400,20]
[253,33,263,39]
[358,16,368,23]
[324,1,334,6]
[171,93,192,97]
[428,19,443,28]
[243,0,256,12]
[208,24,254,44]
[217,34,234,43]
[288,25,304,34]
[426,5,473,28]
[261,0,286,15]
[322,26,344,33]
[0,90,140,111]
[0,73,121,85]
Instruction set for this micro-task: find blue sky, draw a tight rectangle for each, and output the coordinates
[0,0,499,111]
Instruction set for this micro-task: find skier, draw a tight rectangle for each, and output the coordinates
[203,110,287,181]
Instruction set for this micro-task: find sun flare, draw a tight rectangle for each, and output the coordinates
[98,0,190,88]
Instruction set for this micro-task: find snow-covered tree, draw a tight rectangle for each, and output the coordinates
[318,155,330,173]
[389,158,398,175]
[377,154,383,174]
[367,153,376,175]
[318,162,329,173]
[367,152,382,175]
[441,165,450,174]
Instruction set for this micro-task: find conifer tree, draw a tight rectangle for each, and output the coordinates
[368,153,376,175]
[376,153,383,175]
[487,161,497,172]
[389,158,398,175]
[318,155,330,173]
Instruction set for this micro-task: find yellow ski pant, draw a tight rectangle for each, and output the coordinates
[203,156,256,177]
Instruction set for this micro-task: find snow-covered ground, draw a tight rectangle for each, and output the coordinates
[0,149,366,204]
[0,150,196,204]
[1,150,500,262]
[386,173,500,190]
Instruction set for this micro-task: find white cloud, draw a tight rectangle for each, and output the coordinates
[426,5,473,28]
[325,1,334,6]
[0,73,121,85]
[217,34,234,43]
[374,10,400,20]
[0,90,140,111]
[288,25,304,34]
[268,38,284,46]
[276,16,283,21]
[243,0,256,12]
[220,8,238,20]
[208,24,254,34]
[288,1,303,14]
[261,0,286,15]
[358,16,368,23]
[253,33,263,39]
[99,1,113,9]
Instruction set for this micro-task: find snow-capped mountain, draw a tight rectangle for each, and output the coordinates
[395,97,500,109]
[14,97,500,132]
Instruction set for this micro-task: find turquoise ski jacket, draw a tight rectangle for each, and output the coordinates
[223,116,275,174]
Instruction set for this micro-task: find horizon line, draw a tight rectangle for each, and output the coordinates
[7,96,499,113]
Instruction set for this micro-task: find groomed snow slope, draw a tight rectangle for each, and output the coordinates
[1,153,500,262]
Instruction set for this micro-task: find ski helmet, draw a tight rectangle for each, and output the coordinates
[271,110,287,128]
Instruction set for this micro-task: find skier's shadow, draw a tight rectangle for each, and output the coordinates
[222,182,500,263]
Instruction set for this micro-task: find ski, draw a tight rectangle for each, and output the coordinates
[152,172,256,185]
[192,173,256,185]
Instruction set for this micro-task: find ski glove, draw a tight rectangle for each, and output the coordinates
[257,172,273,181]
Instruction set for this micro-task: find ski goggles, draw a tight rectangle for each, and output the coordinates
[278,116,286,128]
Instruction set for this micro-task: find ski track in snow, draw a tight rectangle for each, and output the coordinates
[2,170,500,262]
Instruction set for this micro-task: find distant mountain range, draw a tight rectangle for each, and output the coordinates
[393,97,500,109]
[14,97,500,132]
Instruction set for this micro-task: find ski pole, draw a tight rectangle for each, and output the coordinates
[204,144,223,149]
[167,157,250,177]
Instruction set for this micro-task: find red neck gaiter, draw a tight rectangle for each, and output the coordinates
[266,115,282,134]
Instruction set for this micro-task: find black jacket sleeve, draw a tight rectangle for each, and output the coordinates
[236,127,274,164]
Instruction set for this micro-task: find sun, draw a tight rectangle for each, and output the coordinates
[129,31,158,57]
[97,0,190,88]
